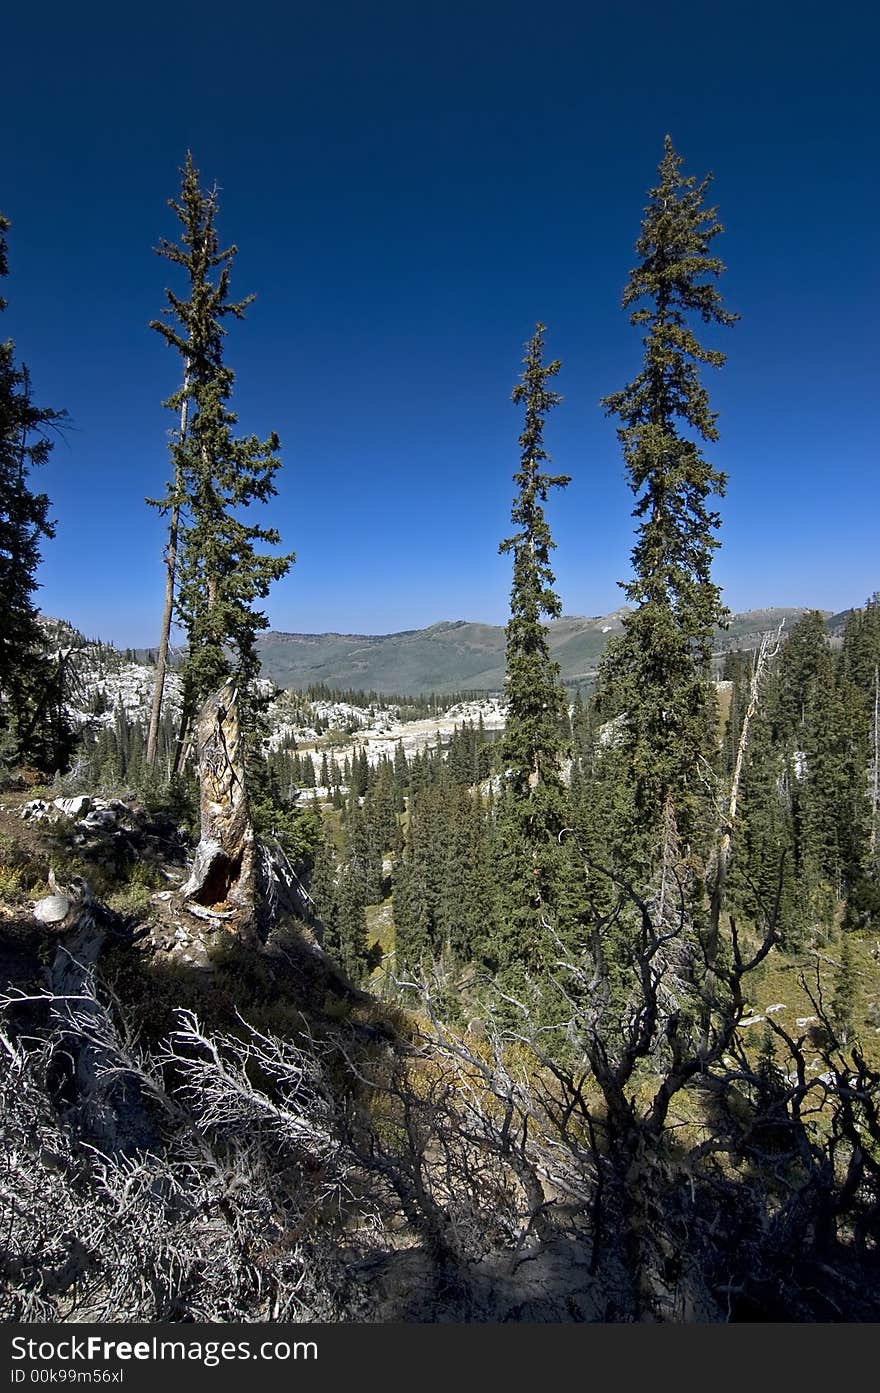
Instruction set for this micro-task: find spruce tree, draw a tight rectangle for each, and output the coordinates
[841,597,880,866]
[598,136,737,865]
[437,786,499,966]
[727,692,804,951]
[0,214,68,770]
[832,931,859,1046]
[494,323,573,979]
[309,833,339,938]
[148,154,294,765]
[392,738,409,809]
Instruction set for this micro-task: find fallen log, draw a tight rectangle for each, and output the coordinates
[35,878,159,1157]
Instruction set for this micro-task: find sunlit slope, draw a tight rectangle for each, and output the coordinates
[256,607,821,694]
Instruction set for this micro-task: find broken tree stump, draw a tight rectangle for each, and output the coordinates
[179,680,258,935]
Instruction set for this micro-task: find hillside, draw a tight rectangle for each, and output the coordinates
[255,606,820,695]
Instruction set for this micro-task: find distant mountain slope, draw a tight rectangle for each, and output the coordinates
[255,607,820,695]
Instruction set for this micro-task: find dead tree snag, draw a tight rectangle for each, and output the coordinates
[179,680,257,933]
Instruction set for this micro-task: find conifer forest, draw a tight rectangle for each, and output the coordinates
[1,133,878,1328]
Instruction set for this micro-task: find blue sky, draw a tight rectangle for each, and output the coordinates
[3,0,877,645]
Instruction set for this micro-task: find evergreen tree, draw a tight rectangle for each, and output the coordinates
[0,215,69,770]
[349,745,369,799]
[597,136,737,864]
[832,931,859,1046]
[772,610,830,742]
[323,859,370,984]
[437,786,500,965]
[392,738,409,810]
[148,154,294,765]
[309,832,339,933]
[727,693,804,951]
[841,597,880,867]
[363,757,400,854]
[727,612,876,948]
[346,800,384,904]
[570,689,589,760]
[393,836,432,976]
[494,323,574,980]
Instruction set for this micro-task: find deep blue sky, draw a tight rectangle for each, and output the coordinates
[3,1,877,644]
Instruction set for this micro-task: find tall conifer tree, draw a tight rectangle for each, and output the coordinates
[148,154,294,766]
[598,136,737,863]
[0,215,68,769]
[494,323,573,978]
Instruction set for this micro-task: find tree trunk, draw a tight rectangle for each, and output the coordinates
[703,623,783,1035]
[43,883,158,1156]
[179,680,258,937]
[146,375,189,766]
[170,689,194,779]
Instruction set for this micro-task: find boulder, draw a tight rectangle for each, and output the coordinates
[78,808,119,832]
[53,795,92,818]
[34,893,71,925]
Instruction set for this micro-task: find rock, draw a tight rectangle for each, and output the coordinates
[78,808,119,831]
[34,893,71,925]
[21,799,51,821]
[53,795,92,818]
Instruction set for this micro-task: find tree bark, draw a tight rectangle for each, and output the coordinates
[179,680,258,936]
[146,374,189,766]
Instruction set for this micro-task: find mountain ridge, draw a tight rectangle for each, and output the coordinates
[254,606,830,695]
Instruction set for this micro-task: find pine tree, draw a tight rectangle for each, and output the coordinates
[832,931,859,1046]
[327,862,370,984]
[437,786,499,966]
[597,136,737,864]
[393,831,433,975]
[392,738,409,810]
[841,597,880,866]
[309,832,339,934]
[147,154,294,766]
[364,757,399,854]
[494,323,574,980]
[349,745,369,799]
[728,693,804,951]
[0,215,68,770]
[346,800,384,905]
